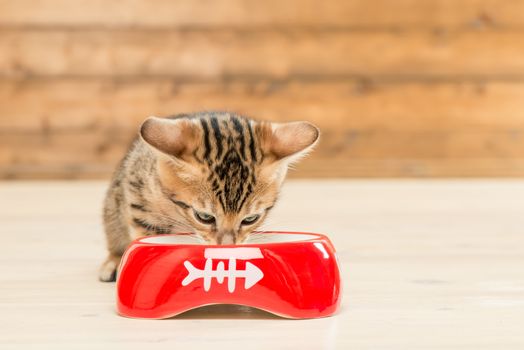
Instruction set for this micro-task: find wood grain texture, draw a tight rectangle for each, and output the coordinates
[2,128,524,179]
[2,79,524,131]
[1,1,524,178]
[3,29,524,78]
[1,180,523,348]
[1,0,524,28]
[1,79,524,178]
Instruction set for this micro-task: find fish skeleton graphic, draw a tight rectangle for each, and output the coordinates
[181,248,264,292]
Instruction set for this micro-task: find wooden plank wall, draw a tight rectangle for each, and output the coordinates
[1,0,524,179]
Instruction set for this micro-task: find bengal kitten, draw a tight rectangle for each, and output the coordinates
[99,112,319,282]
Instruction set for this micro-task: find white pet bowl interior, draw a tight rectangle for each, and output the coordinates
[141,233,318,245]
[242,233,317,244]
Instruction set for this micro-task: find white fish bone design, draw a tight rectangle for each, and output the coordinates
[182,247,264,292]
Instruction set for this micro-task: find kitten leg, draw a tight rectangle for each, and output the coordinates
[99,182,131,282]
[99,253,121,282]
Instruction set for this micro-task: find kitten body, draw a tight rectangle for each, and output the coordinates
[99,112,318,282]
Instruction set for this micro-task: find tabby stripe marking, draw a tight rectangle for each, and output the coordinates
[200,118,212,162]
[215,189,226,212]
[231,116,246,161]
[237,183,253,212]
[129,179,144,189]
[132,217,171,234]
[130,203,147,212]
[246,120,257,162]
[210,116,224,159]
[171,199,190,210]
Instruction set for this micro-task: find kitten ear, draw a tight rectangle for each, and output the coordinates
[265,121,320,162]
[139,116,198,159]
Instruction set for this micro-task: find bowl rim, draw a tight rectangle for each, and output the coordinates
[134,231,331,247]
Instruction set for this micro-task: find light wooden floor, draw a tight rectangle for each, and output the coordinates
[1,180,523,349]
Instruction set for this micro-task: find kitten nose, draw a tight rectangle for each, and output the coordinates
[216,231,236,245]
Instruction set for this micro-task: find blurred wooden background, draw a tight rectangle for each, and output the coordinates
[1,0,524,179]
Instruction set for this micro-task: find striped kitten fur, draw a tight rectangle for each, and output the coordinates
[99,112,319,282]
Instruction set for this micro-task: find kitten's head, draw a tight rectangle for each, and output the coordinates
[140,112,319,244]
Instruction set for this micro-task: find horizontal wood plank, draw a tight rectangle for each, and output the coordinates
[3,158,524,179]
[1,79,524,132]
[2,79,523,177]
[296,158,524,177]
[2,127,524,179]
[3,128,524,162]
[2,29,524,78]
[1,0,524,29]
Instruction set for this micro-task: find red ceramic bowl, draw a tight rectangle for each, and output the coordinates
[116,231,342,319]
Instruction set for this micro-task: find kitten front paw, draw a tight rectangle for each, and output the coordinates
[98,254,121,282]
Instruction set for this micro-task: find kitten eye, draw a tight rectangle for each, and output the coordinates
[193,210,215,224]
[241,214,260,226]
